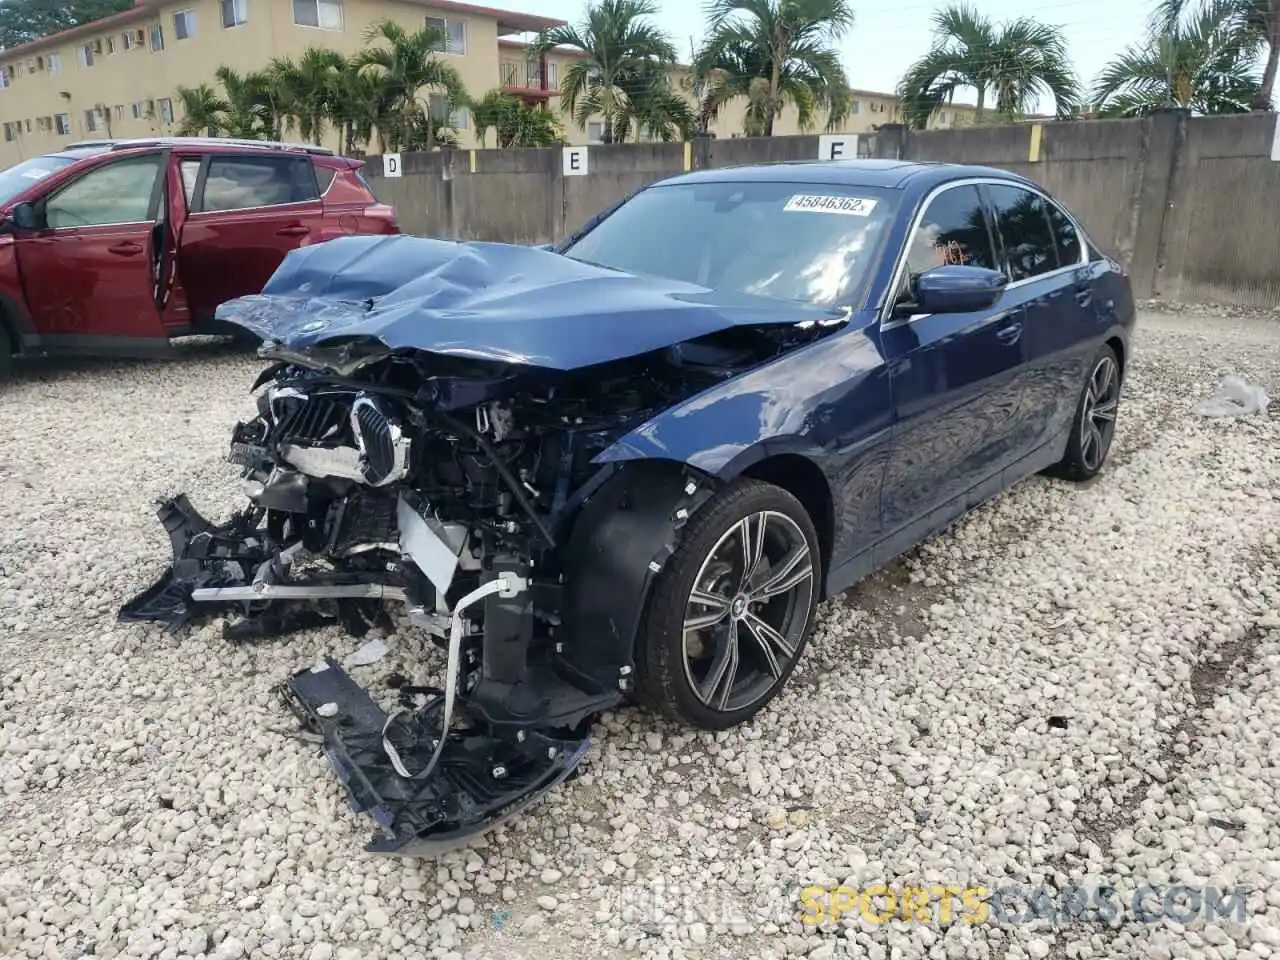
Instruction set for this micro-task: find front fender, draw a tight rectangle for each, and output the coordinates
[592,323,890,480]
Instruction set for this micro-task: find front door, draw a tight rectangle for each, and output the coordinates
[878,183,1030,542]
[14,152,170,346]
[178,153,324,323]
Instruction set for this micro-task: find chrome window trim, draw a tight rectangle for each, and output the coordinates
[878,176,1090,330]
[186,198,321,217]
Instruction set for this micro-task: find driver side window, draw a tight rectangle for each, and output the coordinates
[896,184,996,305]
[45,155,163,229]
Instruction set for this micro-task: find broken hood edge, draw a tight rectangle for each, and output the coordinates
[214,234,848,374]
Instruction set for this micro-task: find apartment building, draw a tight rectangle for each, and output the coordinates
[0,0,565,162]
[0,0,974,166]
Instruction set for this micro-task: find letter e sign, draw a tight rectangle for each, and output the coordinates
[382,153,402,178]
[563,146,589,176]
[818,135,857,161]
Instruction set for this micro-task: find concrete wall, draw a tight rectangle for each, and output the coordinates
[362,110,1280,307]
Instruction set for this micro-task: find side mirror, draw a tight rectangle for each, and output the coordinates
[10,201,38,231]
[914,265,1007,314]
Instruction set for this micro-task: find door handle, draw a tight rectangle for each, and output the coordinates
[276,225,311,237]
[995,320,1023,346]
[108,241,144,256]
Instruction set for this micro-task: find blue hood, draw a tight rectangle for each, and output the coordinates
[215,235,846,373]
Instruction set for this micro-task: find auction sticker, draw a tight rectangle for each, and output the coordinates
[783,194,877,216]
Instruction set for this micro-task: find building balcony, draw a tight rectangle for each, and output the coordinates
[500,57,557,101]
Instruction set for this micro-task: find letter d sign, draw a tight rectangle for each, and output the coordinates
[382,153,402,178]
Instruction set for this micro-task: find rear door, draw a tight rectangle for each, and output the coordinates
[13,151,170,344]
[178,152,324,322]
[984,183,1094,454]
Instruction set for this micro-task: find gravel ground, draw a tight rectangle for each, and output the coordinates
[1,308,1278,960]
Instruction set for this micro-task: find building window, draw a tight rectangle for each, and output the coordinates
[424,16,466,54]
[78,44,95,67]
[293,0,342,30]
[427,94,450,122]
[150,24,165,50]
[3,123,12,142]
[24,118,31,133]
[124,29,143,50]
[48,52,61,73]
[451,107,469,130]
[547,61,557,85]
[174,10,196,40]
[157,98,174,124]
[587,121,603,143]
[0,69,9,89]
[221,0,248,28]
[113,104,125,120]
[132,100,152,119]
[850,100,859,114]
[55,113,71,135]
[106,36,116,53]
[85,107,104,132]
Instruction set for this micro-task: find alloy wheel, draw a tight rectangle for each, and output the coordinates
[1080,355,1120,472]
[681,510,815,713]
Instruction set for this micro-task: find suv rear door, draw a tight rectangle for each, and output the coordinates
[13,151,173,347]
[178,151,324,323]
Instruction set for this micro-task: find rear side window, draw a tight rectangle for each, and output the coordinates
[314,164,337,195]
[986,184,1058,282]
[198,156,317,212]
[904,184,997,277]
[1045,200,1081,266]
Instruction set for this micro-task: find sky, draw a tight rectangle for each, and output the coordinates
[496,0,1155,111]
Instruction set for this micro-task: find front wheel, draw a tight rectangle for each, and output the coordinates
[637,478,822,730]
[1049,344,1122,482]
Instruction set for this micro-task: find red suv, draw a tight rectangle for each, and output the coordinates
[0,137,397,378]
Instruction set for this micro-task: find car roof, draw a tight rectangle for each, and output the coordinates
[64,136,334,156]
[656,159,1037,191]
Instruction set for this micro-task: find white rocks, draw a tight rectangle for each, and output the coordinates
[0,309,1278,960]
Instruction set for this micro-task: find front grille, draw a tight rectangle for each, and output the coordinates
[353,398,398,485]
[274,395,348,447]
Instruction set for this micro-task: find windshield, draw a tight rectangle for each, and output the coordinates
[0,155,78,205]
[562,179,900,308]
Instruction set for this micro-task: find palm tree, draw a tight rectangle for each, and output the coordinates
[267,48,346,145]
[174,83,227,136]
[694,0,855,137]
[1093,0,1262,115]
[617,61,698,140]
[471,90,563,148]
[533,0,679,144]
[897,4,1079,128]
[352,19,468,152]
[215,67,278,140]
[330,65,388,154]
[1150,0,1277,106]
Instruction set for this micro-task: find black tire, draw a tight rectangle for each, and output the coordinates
[637,478,822,730]
[0,322,14,383]
[1049,343,1122,482]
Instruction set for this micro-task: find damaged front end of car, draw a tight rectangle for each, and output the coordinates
[119,235,849,854]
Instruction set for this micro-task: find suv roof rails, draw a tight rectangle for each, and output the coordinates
[66,137,335,156]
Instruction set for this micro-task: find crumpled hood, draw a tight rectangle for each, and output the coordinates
[215,234,845,373]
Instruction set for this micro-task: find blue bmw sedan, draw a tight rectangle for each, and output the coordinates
[123,159,1135,854]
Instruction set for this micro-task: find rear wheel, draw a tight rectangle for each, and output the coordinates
[638,479,821,730]
[1049,344,1122,482]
